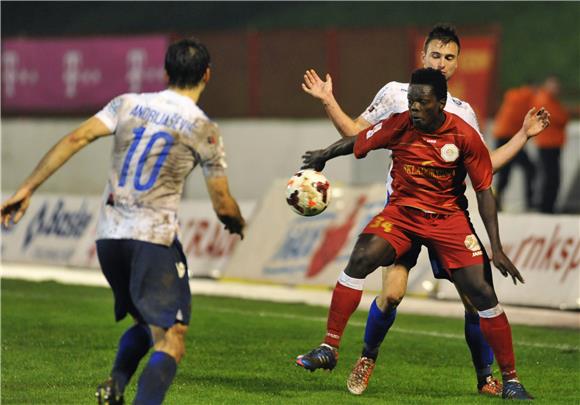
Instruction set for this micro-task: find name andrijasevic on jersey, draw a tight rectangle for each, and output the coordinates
[95,90,227,246]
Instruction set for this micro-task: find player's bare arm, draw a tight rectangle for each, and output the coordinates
[1,117,111,227]
[302,69,370,137]
[206,176,245,238]
[301,137,356,171]
[475,188,524,285]
[490,107,550,173]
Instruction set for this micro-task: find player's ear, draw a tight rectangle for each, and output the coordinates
[203,67,211,84]
[421,50,427,68]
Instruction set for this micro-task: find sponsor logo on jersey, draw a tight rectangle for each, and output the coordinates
[464,234,481,252]
[426,139,437,144]
[441,144,459,162]
[472,251,483,257]
[175,262,186,278]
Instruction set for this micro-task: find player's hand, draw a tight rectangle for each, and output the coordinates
[522,107,551,139]
[221,215,245,240]
[492,249,525,285]
[301,150,327,171]
[302,69,333,102]
[1,188,33,228]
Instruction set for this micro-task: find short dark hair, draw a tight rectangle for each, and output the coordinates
[424,24,461,53]
[410,68,448,101]
[165,38,211,88]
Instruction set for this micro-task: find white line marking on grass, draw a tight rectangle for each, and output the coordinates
[200,306,580,352]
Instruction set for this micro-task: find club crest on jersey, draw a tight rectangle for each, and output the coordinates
[441,144,459,162]
[464,234,481,252]
[175,262,186,278]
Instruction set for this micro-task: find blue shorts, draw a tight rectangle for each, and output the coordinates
[394,240,451,281]
[96,238,191,328]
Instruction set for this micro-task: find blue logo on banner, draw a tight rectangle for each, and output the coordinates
[23,200,93,250]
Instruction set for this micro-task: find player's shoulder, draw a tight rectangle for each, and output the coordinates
[444,93,474,114]
[447,112,481,140]
[376,81,409,96]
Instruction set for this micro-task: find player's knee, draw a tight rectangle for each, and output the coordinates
[380,290,404,310]
[346,251,379,278]
[155,323,188,362]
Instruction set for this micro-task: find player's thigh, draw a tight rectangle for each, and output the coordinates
[130,239,192,329]
[345,234,397,278]
[96,239,144,322]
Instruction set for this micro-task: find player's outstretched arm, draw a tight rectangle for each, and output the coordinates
[489,107,550,173]
[206,176,246,239]
[302,69,371,138]
[1,117,111,228]
[301,137,356,172]
[475,188,524,285]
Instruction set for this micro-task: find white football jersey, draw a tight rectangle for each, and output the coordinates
[94,90,227,246]
[359,81,484,199]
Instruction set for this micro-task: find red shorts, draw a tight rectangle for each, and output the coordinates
[362,205,485,275]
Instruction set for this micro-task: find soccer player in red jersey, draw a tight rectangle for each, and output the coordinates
[296,68,533,400]
[301,24,549,397]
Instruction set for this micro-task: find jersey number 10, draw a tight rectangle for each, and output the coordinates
[118,126,174,191]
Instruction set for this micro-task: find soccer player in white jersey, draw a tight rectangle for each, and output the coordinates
[1,38,245,405]
[297,24,549,397]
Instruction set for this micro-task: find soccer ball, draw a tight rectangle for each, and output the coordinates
[286,169,331,216]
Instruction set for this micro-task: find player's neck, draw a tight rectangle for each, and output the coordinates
[168,85,205,104]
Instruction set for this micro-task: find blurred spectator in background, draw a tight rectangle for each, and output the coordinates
[493,83,537,210]
[532,75,569,213]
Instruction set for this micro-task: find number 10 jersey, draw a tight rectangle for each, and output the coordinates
[94,89,227,246]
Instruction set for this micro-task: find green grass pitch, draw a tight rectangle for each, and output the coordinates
[2,278,579,404]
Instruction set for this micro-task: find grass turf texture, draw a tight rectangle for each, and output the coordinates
[2,278,579,404]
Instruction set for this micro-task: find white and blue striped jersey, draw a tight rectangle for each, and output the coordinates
[94,90,227,246]
[359,81,484,199]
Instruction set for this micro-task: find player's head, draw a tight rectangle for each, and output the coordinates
[408,68,448,131]
[421,24,460,80]
[165,38,211,89]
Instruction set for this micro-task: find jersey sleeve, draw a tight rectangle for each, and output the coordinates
[94,95,124,132]
[360,82,400,125]
[354,114,403,158]
[461,102,485,142]
[190,119,228,178]
[462,125,493,191]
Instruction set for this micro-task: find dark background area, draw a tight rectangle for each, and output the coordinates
[3,1,579,117]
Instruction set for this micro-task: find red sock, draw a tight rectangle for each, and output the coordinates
[324,281,363,348]
[479,312,518,381]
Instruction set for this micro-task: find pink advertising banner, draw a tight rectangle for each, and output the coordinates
[2,35,169,112]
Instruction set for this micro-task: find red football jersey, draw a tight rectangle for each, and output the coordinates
[354,111,492,214]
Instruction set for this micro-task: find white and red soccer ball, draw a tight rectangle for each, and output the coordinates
[286,169,331,216]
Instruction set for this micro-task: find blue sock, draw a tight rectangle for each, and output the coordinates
[464,312,495,382]
[134,351,177,405]
[111,323,152,392]
[362,298,397,360]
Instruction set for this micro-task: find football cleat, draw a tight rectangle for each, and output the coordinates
[347,356,376,395]
[502,379,534,400]
[96,378,124,405]
[295,343,338,371]
[478,375,503,397]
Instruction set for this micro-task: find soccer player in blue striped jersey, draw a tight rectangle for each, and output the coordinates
[1,38,245,405]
